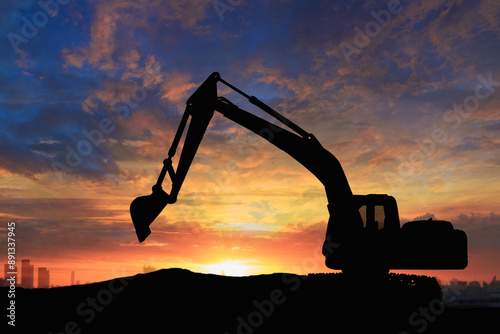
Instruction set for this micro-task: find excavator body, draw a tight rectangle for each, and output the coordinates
[323,194,468,272]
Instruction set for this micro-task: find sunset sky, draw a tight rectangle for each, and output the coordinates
[1,0,499,286]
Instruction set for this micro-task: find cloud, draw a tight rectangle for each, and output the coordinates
[411,212,436,221]
[59,0,215,72]
[159,71,198,105]
[61,48,85,69]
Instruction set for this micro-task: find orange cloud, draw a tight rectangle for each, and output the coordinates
[61,48,85,68]
[159,71,198,105]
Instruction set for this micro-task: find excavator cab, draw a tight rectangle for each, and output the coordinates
[354,194,400,232]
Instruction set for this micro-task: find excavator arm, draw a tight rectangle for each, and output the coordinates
[130,72,362,243]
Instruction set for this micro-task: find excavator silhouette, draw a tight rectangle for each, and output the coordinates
[130,72,467,274]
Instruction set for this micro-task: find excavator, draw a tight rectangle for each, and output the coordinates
[130,72,467,274]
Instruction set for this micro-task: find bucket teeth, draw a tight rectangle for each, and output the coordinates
[134,222,151,243]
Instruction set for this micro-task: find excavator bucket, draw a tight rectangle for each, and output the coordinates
[130,187,169,242]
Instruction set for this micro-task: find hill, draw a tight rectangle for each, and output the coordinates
[3,269,498,333]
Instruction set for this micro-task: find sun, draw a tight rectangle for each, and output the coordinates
[201,260,254,277]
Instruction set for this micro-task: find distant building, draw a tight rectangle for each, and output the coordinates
[488,276,499,291]
[445,276,500,308]
[38,267,50,288]
[454,278,468,287]
[21,260,34,288]
[71,271,75,286]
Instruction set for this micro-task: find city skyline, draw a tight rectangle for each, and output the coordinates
[2,257,498,291]
[1,257,499,307]
[1,259,50,288]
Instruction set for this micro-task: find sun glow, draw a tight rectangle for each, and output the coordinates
[201,260,256,277]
